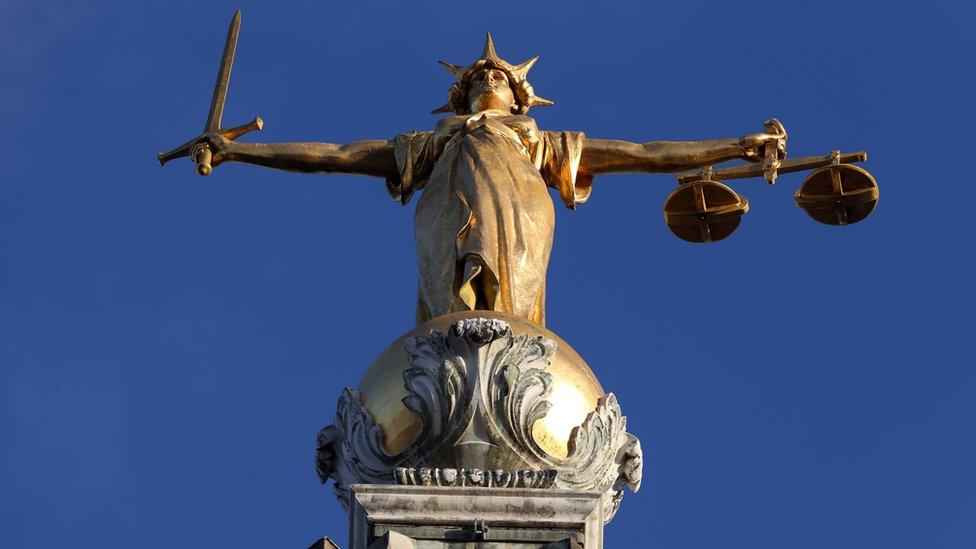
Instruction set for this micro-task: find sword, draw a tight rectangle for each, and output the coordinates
[158,10,262,176]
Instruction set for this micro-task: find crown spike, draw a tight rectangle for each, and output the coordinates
[430,102,455,114]
[481,32,500,61]
[438,60,466,79]
[511,56,539,80]
[529,96,555,107]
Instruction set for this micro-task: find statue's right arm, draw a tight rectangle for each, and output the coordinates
[210,135,398,179]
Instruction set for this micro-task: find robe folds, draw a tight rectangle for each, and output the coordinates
[386,110,593,326]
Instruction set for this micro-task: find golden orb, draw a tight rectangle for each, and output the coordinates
[357,311,605,458]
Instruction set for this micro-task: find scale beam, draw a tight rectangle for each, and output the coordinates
[677,151,868,185]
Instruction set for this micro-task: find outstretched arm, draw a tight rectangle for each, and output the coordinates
[579,123,787,175]
[203,134,399,179]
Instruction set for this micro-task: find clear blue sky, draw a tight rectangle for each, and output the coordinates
[2,1,974,547]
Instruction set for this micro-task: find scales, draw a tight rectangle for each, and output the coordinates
[667,148,879,243]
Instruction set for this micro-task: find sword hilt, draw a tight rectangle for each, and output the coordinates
[157,116,264,174]
[160,11,247,177]
[194,145,214,176]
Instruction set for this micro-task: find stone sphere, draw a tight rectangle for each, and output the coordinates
[357,311,605,458]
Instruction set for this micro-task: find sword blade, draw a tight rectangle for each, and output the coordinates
[203,10,242,133]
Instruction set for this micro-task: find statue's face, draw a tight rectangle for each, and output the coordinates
[467,68,516,113]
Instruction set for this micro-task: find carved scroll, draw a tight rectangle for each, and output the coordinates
[315,317,643,522]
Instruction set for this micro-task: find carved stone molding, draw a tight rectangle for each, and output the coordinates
[395,467,557,488]
[315,317,643,522]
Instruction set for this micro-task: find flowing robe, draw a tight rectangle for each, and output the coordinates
[386,110,593,326]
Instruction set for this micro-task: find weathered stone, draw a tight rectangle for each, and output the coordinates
[348,484,603,549]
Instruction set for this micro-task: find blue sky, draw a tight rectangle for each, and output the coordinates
[1,1,974,547]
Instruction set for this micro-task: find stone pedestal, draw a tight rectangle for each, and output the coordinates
[314,314,644,548]
[348,484,603,548]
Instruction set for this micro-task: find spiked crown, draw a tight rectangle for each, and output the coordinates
[432,33,554,115]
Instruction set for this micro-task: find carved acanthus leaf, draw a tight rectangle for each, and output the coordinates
[487,333,556,463]
[560,394,626,490]
[334,388,399,484]
[555,393,632,522]
[400,330,467,459]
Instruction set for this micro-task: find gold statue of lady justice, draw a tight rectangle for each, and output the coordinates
[190,34,786,326]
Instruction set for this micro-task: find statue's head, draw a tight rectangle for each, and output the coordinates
[466,65,517,114]
[432,34,554,116]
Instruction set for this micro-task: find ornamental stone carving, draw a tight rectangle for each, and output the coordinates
[315,316,642,522]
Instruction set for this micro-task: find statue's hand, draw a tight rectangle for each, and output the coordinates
[159,118,260,174]
[740,118,787,162]
[190,133,233,171]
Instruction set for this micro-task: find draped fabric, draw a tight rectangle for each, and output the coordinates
[386,111,592,326]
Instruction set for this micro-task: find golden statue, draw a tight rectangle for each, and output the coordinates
[163,27,787,326]
[158,18,878,533]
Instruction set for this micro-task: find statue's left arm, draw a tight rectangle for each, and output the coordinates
[579,127,786,175]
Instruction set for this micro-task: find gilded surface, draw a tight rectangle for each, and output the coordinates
[165,31,787,326]
[357,311,604,458]
[393,115,587,325]
[159,19,878,527]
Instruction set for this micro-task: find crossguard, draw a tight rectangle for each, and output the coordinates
[157,116,264,175]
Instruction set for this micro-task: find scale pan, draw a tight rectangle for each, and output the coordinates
[794,164,879,226]
[663,180,749,243]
